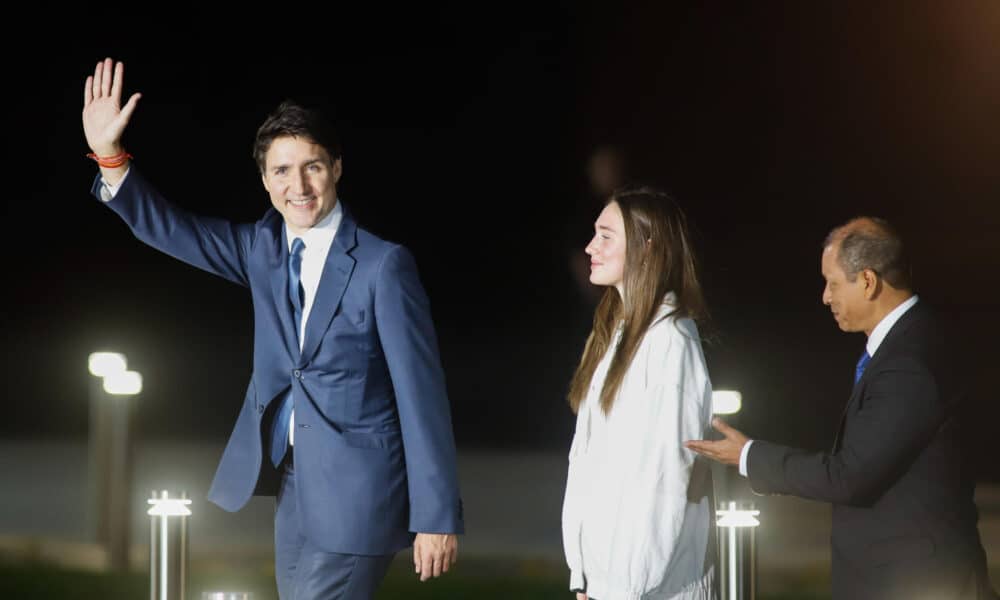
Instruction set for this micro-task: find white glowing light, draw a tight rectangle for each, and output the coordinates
[716,502,760,528]
[103,370,143,395]
[712,390,742,415]
[147,492,192,517]
[88,352,127,377]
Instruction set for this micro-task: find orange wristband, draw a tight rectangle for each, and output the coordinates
[87,150,133,168]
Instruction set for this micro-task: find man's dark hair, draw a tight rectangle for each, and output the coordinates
[824,217,912,290]
[253,100,342,172]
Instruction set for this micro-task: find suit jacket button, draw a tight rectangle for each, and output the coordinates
[257,404,264,414]
[293,369,301,379]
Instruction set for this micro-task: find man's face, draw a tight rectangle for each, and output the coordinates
[585,202,627,291]
[262,136,342,236]
[821,244,872,333]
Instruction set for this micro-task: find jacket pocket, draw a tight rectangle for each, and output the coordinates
[341,429,401,450]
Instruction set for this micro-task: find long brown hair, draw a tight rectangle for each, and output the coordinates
[567,186,707,415]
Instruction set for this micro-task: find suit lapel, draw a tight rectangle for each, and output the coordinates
[832,385,861,452]
[300,208,358,363]
[269,225,300,359]
[830,302,925,451]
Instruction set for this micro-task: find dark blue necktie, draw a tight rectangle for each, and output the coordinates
[270,237,305,467]
[854,349,871,385]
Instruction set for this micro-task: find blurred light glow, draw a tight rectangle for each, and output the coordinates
[717,502,760,528]
[712,390,742,415]
[88,352,127,377]
[147,492,192,517]
[104,370,143,395]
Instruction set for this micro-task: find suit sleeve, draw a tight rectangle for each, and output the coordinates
[373,244,464,534]
[748,355,945,505]
[90,168,254,286]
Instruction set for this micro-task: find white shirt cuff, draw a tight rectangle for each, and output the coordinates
[99,168,131,201]
[738,440,754,477]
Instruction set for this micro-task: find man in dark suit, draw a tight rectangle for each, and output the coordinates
[686,217,995,599]
[82,58,463,600]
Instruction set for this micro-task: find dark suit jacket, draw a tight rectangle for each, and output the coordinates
[92,168,464,556]
[748,301,994,599]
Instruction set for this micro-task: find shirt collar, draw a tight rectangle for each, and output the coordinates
[285,201,343,252]
[866,294,919,357]
[655,291,678,317]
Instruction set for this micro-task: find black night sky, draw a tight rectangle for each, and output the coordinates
[5,4,999,479]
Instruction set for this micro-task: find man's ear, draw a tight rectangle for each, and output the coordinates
[862,268,881,299]
[332,158,343,184]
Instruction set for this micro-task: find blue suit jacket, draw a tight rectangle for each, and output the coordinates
[92,168,464,555]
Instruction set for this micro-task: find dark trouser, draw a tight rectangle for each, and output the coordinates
[275,460,395,600]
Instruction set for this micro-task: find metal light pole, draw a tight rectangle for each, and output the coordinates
[716,501,760,600]
[148,490,191,600]
[711,389,743,513]
[710,389,756,598]
[88,359,113,558]
[88,351,141,571]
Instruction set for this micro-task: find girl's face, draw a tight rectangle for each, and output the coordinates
[585,202,626,294]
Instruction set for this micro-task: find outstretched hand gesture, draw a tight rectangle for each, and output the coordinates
[82,57,141,158]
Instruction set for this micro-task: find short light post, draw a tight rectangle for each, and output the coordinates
[717,501,759,600]
[710,389,743,510]
[148,490,191,600]
[710,390,756,598]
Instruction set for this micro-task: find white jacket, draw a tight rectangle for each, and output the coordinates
[562,302,718,600]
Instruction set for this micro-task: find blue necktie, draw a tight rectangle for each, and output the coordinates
[270,237,305,467]
[854,350,871,385]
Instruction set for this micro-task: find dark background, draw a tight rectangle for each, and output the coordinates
[5,4,999,478]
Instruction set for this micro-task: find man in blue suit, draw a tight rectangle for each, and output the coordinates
[82,58,463,600]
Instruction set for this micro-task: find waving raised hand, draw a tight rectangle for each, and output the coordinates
[82,58,141,158]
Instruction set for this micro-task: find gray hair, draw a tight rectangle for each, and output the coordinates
[824,217,912,290]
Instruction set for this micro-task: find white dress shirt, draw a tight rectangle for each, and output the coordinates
[865,295,919,357]
[101,170,344,446]
[98,169,130,200]
[285,205,342,444]
[562,297,717,599]
[738,295,921,476]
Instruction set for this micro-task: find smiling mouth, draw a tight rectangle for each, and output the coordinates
[289,198,314,208]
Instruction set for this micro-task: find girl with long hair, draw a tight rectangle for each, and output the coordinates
[562,186,718,600]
